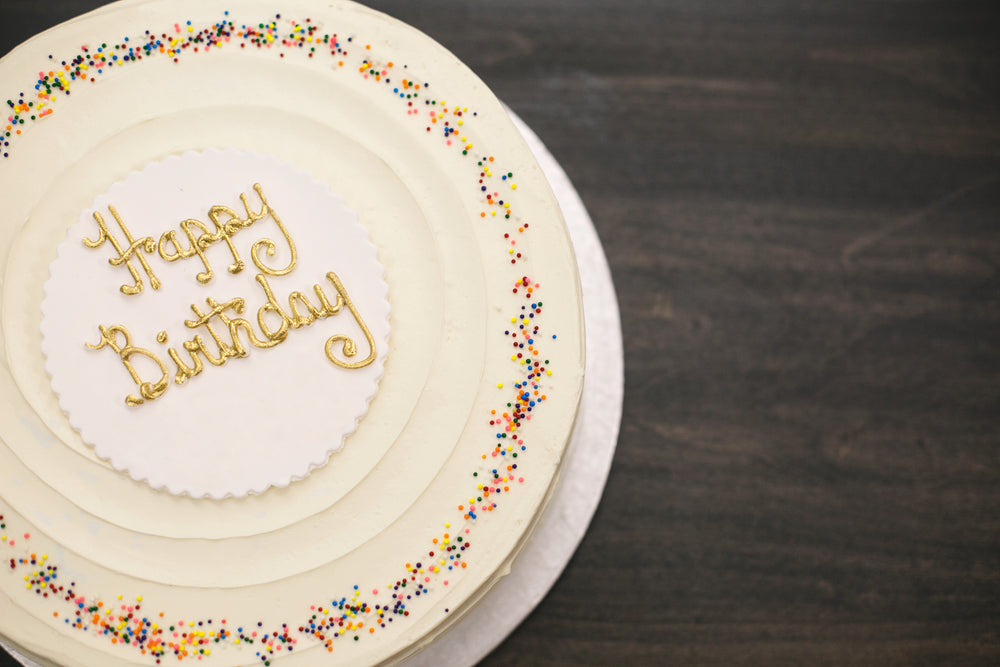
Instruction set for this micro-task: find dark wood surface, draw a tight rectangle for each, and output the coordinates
[3,1,999,665]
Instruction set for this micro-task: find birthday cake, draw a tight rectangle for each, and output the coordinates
[0,1,584,665]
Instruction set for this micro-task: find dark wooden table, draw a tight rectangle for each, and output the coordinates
[4,1,999,665]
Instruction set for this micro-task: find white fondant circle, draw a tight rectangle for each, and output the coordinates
[39,149,390,498]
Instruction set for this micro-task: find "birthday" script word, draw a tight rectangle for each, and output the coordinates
[87,270,376,406]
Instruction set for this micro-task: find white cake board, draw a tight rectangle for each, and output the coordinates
[0,109,624,667]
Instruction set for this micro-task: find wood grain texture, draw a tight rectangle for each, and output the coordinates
[3,1,999,665]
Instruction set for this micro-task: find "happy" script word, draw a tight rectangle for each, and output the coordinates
[83,183,297,294]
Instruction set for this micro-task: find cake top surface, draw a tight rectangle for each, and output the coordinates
[0,1,585,665]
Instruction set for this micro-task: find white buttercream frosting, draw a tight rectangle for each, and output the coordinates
[0,1,584,665]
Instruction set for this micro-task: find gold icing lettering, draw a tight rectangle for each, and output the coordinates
[86,325,169,406]
[88,272,377,406]
[244,184,297,277]
[89,183,297,289]
[83,206,161,295]
[322,271,377,370]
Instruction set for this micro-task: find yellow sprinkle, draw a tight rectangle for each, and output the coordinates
[511,184,518,190]
[137,596,142,602]
[496,383,503,389]
[546,370,552,375]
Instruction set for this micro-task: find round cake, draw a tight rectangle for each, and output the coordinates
[0,1,584,665]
